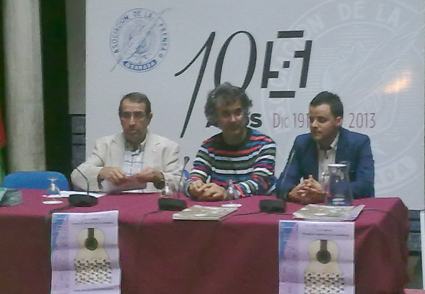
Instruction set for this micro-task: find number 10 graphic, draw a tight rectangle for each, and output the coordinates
[175,30,313,138]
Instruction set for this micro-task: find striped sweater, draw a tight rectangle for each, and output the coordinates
[187,128,276,197]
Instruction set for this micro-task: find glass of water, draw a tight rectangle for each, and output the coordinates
[44,177,63,204]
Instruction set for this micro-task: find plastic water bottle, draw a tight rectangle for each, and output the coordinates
[225,180,239,200]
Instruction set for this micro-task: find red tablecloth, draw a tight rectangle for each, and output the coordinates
[0,190,409,294]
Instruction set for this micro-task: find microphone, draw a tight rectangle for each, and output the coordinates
[259,150,296,213]
[279,149,296,199]
[178,156,190,199]
[68,167,98,207]
[158,156,189,211]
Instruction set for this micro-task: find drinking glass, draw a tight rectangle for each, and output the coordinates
[44,177,63,204]
[320,170,330,204]
[161,183,173,198]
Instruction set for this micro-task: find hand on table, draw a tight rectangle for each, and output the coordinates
[98,167,128,185]
[188,180,206,199]
[189,181,227,201]
[198,183,227,201]
[134,167,163,183]
[288,175,324,204]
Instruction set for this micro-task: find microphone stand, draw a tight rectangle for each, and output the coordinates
[45,167,98,225]
[259,150,296,213]
[158,156,189,211]
[68,167,98,207]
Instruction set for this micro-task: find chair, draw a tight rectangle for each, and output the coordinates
[183,170,189,179]
[409,210,422,256]
[1,171,70,190]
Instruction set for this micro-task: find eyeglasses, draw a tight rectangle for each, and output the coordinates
[120,111,147,120]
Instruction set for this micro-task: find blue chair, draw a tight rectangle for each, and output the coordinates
[183,170,189,179]
[1,171,70,190]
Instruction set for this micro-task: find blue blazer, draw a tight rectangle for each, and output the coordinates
[276,128,374,200]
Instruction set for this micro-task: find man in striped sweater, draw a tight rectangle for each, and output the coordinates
[185,82,276,201]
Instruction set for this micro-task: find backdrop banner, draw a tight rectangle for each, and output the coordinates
[86,0,424,209]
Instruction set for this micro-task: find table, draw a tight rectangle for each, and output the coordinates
[0,190,409,294]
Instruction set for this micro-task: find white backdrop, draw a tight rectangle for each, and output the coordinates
[86,0,424,209]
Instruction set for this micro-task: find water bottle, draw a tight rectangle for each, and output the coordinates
[225,180,239,200]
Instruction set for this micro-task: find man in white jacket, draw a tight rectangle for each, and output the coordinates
[71,92,182,192]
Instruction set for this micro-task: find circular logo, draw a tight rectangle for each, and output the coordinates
[259,0,423,197]
[110,8,169,72]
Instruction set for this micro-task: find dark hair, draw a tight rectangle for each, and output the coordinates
[310,91,343,118]
[118,92,151,116]
[204,82,253,126]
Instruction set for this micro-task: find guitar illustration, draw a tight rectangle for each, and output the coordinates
[74,228,112,285]
[304,239,344,294]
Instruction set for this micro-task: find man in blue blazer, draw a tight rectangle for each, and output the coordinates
[276,91,374,204]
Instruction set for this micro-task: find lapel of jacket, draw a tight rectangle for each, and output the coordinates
[306,136,319,179]
[335,128,347,163]
[143,132,159,168]
[110,133,126,167]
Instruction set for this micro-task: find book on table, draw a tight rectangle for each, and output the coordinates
[172,205,238,221]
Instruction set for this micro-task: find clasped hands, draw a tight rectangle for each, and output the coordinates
[288,175,325,205]
[98,166,163,186]
[188,180,227,201]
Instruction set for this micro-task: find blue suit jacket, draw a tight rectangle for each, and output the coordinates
[276,128,374,200]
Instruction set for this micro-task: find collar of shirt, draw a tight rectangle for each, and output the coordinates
[316,131,339,153]
[125,137,147,154]
[317,131,340,184]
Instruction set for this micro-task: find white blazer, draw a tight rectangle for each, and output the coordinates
[71,132,182,192]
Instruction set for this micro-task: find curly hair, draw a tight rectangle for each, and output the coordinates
[204,82,253,127]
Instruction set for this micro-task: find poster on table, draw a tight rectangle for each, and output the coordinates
[50,211,120,294]
[279,220,355,294]
[86,0,424,209]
